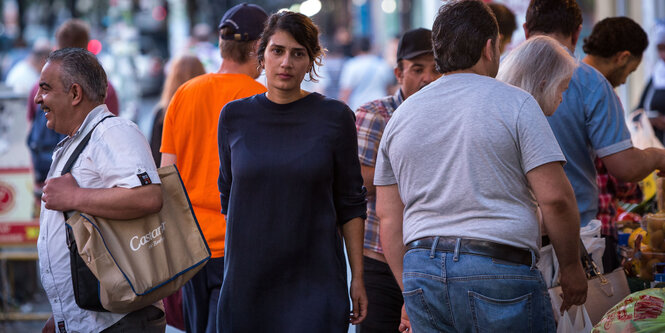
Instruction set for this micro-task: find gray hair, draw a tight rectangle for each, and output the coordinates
[46,48,107,104]
[497,35,577,114]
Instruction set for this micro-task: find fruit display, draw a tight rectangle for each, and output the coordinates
[633,178,665,281]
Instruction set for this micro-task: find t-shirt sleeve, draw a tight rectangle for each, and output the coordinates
[586,80,633,158]
[373,122,397,186]
[93,122,161,188]
[218,104,232,215]
[339,62,357,90]
[517,96,566,173]
[333,106,367,224]
[160,86,182,155]
[355,104,386,166]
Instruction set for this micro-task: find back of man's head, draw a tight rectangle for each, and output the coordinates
[432,0,498,73]
[56,19,90,49]
[525,0,582,37]
[47,48,107,104]
[217,3,268,64]
[583,17,648,58]
[488,3,517,39]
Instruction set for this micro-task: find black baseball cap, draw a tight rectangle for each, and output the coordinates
[396,28,433,61]
[218,3,268,41]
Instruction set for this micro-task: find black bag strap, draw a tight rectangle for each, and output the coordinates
[61,115,114,224]
[61,115,114,176]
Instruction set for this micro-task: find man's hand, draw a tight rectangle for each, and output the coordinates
[42,173,80,211]
[42,315,55,333]
[349,278,368,325]
[399,304,412,332]
[558,262,588,313]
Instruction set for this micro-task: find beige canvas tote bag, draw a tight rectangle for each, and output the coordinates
[66,164,211,313]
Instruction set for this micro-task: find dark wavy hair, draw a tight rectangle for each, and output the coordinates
[525,0,582,37]
[583,17,648,58]
[257,11,324,81]
[432,0,498,73]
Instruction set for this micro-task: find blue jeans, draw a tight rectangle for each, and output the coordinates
[402,239,555,333]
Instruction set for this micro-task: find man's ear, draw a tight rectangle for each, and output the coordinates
[70,83,83,106]
[394,66,404,85]
[523,23,530,39]
[483,38,494,62]
[615,50,632,66]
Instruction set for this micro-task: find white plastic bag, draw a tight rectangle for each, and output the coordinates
[627,109,665,149]
[557,305,593,333]
[540,220,606,289]
[581,219,605,275]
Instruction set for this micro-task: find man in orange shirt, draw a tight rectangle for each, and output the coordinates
[160,4,268,333]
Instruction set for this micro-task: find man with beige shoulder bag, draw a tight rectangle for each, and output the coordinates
[37,48,166,333]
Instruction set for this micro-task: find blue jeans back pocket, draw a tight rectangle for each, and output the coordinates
[468,291,532,333]
[402,288,444,333]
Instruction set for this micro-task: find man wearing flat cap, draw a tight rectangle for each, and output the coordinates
[159,3,268,333]
[354,27,441,333]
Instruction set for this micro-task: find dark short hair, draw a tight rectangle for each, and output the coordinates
[47,48,108,103]
[432,0,498,73]
[525,0,582,37]
[56,19,90,49]
[488,3,517,37]
[583,17,648,58]
[257,11,324,81]
[220,27,256,64]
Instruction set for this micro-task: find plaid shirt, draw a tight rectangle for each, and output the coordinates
[355,90,403,253]
[595,157,642,237]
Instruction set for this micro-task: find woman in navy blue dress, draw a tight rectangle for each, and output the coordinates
[217,11,368,332]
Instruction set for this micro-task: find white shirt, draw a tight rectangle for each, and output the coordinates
[37,105,161,332]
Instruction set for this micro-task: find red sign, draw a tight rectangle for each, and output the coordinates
[0,181,15,214]
[0,222,39,245]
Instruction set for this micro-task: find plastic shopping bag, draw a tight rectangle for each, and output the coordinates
[593,288,665,332]
[558,305,593,333]
[540,220,605,289]
[627,109,664,150]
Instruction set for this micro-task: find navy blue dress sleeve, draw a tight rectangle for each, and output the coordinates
[333,106,368,225]
[217,104,231,215]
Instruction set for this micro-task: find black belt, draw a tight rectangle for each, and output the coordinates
[405,236,533,266]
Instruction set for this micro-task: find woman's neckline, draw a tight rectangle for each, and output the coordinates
[257,91,319,110]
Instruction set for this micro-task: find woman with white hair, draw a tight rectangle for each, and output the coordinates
[497,35,577,115]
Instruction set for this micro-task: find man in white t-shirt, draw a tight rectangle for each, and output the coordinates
[339,37,393,111]
[375,1,587,332]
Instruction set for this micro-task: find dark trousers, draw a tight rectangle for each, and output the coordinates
[102,305,165,333]
[183,256,224,333]
[357,256,403,333]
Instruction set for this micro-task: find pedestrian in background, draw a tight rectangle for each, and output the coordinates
[217,11,367,332]
[149,55,205,167]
